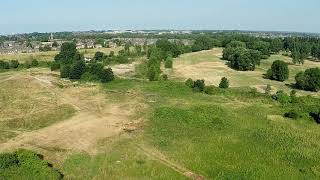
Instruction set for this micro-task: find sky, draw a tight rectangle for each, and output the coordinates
[1,0,320,34]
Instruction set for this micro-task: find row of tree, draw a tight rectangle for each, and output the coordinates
[52,42,114,83]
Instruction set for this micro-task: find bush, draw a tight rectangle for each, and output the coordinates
[100,68,114,83]
[70,61,86,80]
[295,68,320,92]
[0,60,10,69]
[219,77,229,89]
[185,78,194,88]
[50,61,61,71]
[94,51,105,61]
[81,72,100,82]
[193,79,205,92]
[160,74,168,81]
[268,60,289,81]
[10,60,20,69]
[284,110,301,119]
[272,90,291,104]
[164,55,173,68]
[309,110,320,124]
[31,59,39,67]
[60,65,71,78]
[0,153,19,169]
[24,61,32,69]
[204,86,215,95]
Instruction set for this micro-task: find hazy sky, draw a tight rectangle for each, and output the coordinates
[1,0,320,34]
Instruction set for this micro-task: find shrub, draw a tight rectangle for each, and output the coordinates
[70,61,86,80]
[50,61,61,71]
[31,59,39,67]
[272,90,291,104]
[295,68,320,92]
[24,61,32,69]
[204,86,215,95]
[9,60,20,69]
[284,110,301,119]
[309,110,320,124]
[0,60,10,69]
[94,51,105,61]
[268,60,289,81]
[100,68,114,83]
[193,79,205,92]
[81,72,100,82]
[164,55,173,68]
[185,78,194,88]
[60,65,71,78]
[160,74,168,81]
[219,77,229,89]
[0,153,18,169]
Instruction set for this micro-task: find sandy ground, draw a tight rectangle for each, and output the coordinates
[0,71,144,156]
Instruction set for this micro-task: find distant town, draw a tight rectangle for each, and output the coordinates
[0,30,319,55]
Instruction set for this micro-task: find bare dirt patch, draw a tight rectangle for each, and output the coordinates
[0,71,145,158]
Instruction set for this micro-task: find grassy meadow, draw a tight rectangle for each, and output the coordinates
[171,48,320,95]
[59,79,320,179]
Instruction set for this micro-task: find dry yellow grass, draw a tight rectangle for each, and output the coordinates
[0,47,123,62]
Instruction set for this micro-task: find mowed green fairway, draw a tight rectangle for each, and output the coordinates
[62,80,320,179]
[171,49,320,95]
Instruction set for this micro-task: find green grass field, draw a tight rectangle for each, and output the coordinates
[59,79,320,179]
[171,49,320,96]
[1,48,320,179]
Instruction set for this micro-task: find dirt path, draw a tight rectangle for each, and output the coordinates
[136,144,205,180]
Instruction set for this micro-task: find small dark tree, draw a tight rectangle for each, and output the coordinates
[9,60,20,69]
[70,61,86,80]
[268,60,289,81]
[295,68,320,92]
[0,61,10,69]
[193,80,205,92]
[100,68,114,83]
[265,84,272,95]
[94,51,105,61]
[50,61,60,71]
[31,59,39,67]
[219,77,229,89]
[185,78,194,88]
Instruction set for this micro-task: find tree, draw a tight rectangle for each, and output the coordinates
[94,51,105,61]
[60,65,71,78]
[9,60,19,69]
[54,42,78,64]
[219,77,229,89]
[0,60,10,69]
[270,38,284,53]
[70,60,86,79]
[185,78,194,88]
[295,68,320,92]
[252,41,270,56]
[229,47,256,71]
[52,41,59,47]
[109,51,115,57]
[50,61,60,71]
[268,60,289,81]
[164,55,173,68]
[193,80,205,92]
[100,68,114,83]
[31,59,39,67]
[311,44,320,59]
[226,41,246,48]
[147,49,161,81]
